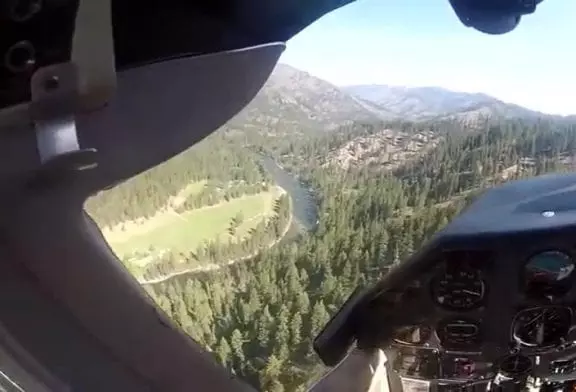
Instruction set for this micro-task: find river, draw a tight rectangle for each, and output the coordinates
[144,156,319,285]
[259,155,319,232]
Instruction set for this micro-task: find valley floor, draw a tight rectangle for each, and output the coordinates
[98,183,291,282]
[138,210,292,285]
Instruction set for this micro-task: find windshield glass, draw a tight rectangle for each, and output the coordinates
[85,1,576,391]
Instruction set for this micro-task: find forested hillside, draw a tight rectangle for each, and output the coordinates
[84,64,576,391]
[86,130,269,228]
[85,129,294,282]
[141,117,576,391]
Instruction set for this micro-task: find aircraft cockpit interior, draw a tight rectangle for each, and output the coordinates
[0,0,573,391]
[316,174,576,392]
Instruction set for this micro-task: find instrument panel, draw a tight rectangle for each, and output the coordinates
[381,246,576,388]
[314,175,576,392]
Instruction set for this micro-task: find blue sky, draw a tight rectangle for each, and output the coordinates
[279,0,576,115]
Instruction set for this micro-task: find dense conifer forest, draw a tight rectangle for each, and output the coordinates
[86,129,271,228]
[88,117,576,391]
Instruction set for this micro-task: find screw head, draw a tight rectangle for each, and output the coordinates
[43,75,59,91]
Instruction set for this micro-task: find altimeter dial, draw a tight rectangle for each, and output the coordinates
[512,306,572,348]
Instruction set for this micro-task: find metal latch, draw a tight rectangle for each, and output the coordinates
[29,62,98,182]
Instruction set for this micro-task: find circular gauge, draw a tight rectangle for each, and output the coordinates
[499,354,532,376]
[394,325,433,345]
[525,251,574,297]
[431,268,485,310]
[512,307,572,348]
[437,318,482,347]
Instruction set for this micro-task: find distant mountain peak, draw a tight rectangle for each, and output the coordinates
[229,64,558,133]
[342,84,547,122]
[229,63,384,132]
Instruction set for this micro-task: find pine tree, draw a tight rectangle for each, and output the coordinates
[230,329,245,364]
[216,337,232,367]
[274,305,290,360]
[290,312,303,349]
[294,291,310,315]
[261,354,284,388]
[257,306,272,348]
[267,380,285,392]
[309,300,330,339]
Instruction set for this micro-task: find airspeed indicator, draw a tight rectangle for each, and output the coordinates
[431,269,485,311]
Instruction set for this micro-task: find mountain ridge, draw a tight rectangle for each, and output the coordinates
[228,64,382,132]
[228,63,572,133]
[342,83,552,122]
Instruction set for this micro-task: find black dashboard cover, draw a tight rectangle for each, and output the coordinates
[112,0,355,69]
[0,0,355,109]
[314,172,576,366]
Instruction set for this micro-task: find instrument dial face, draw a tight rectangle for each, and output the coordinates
[512,306,572,348]
[525,251,574,297]
[431,269,485,311]
[499,354,532,376]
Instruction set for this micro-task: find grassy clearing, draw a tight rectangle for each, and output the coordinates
[170,180,207,207]
[107,186,283,260]
[100,180,208,241]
